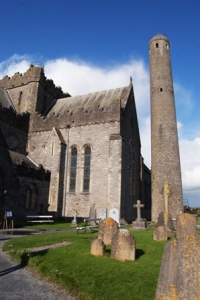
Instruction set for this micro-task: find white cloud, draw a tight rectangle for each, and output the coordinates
[0,55,199,206]
[44,58,150,115]
[174,82,194,112]
[0,54,31,78]
[180,137,200,190]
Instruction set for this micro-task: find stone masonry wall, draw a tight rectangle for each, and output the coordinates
[28,128,66,216]
[0,65,69,116]
[149,35,183,222]
[28,121,122,219]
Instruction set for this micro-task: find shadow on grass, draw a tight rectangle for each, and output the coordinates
[20,249,48,267]
[135,248,145,259]
[104,248,145,259]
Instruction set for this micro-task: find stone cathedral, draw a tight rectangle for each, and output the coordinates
[0,64,151,223]
[0,34,183,224]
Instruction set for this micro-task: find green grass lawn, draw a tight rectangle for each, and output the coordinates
[3,226,167,300]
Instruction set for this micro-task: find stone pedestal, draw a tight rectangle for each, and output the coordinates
[132,219,147,230]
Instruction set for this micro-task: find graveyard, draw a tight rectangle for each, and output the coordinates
[2,217,199,300]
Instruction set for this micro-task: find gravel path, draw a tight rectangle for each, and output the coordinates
[0,233,76,300]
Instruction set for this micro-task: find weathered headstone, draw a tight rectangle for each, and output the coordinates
[157,211,173,229]
[89,204,96,225]
[99,207,107,220]
[98,217,118,245]
[155,235,200,299]
[176,213,196,239]
[111,229,136,261]
[156,211,173,238]
[132,200,147,230]
[153,226,168,241]
[90,238,105,256]
[109,208,120,225]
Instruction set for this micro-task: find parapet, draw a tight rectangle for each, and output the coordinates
[0,105,30,132]
[0,65,43,89]
[14,161,51,181]
[0,64,70,99]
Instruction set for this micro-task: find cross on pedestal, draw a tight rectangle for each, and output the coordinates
[134,200,144,221]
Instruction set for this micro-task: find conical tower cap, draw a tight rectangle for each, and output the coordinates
[149,34,170,46]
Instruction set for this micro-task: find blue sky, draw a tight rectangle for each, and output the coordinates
[0,0,199,207]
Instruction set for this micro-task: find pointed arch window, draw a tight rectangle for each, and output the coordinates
[83,146,91,192]
[25,188,31,209]
[69,147,77,192]
[25,184,38,209]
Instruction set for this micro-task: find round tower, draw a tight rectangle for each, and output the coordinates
[149,34,183,222]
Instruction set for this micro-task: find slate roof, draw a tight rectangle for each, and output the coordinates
[47,84,132,116]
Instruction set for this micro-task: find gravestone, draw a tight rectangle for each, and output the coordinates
[99,207,107,220]
[111,229,136,261]
[89,204,96,225]
[90,238,105,256]
[98,217,118,245]
[176,213,196,239]
[156,211,173,238]
[157,211,173,229]
[153,226,168,241]
[132,200,147,230]
[109,208,120,225]
[155,235,200,299]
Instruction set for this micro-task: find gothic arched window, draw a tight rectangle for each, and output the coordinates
[69,147,77,192]
[25,188,31,209]
[31,185,38,209]
[25,184,38,210]
[83,146,91,192]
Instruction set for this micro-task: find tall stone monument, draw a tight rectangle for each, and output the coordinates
[149,34,183,222]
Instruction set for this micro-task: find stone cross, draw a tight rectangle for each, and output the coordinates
[71,210,77,225]
[164,181,170,212]
[134,200,144,221]
[89,204,96,219]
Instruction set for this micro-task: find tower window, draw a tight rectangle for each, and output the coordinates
[156,43,159,48]
[160,88,163,92]
[69,147,77,192]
